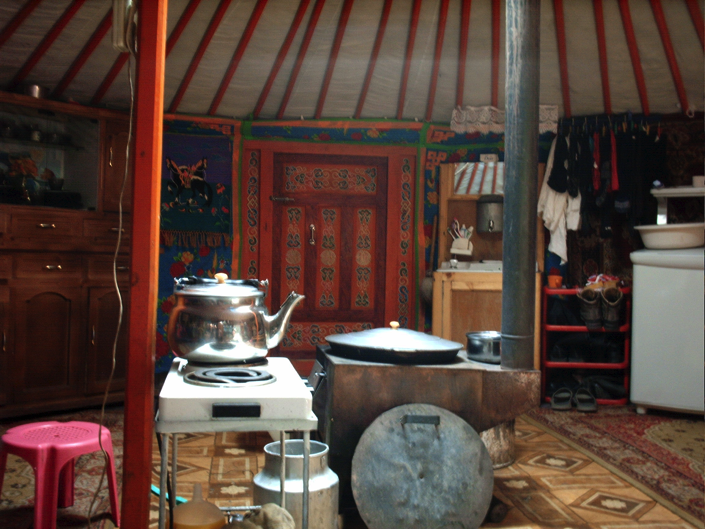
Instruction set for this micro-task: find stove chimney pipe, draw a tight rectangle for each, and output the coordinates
[501,0,540,370]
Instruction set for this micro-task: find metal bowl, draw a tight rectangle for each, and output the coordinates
[466,331,501,364]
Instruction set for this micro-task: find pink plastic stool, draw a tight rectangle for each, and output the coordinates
[0,420,121,529]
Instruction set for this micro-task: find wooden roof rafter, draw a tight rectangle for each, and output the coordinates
[397,0,422,120]
[9,0,88,91]
[53,9,112,99]
[277,0,326,119]
[0,0,42,50]
[685,0,704,50]
[166,0,203,57]
[209,0,270,116]
[456,0,472,109]
[553,0,571,118]
[425,0,449,122]
[650,0,690,115]
[593,0,611,114]
[168,0,232,114]
[253,0,311,119]
[354,0,393,119]
[314,0,354,119]
[617,0,649,115]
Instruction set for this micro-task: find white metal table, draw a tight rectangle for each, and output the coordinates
[155,412,318,529]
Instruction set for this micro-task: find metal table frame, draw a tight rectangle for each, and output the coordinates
[155,412,318,529]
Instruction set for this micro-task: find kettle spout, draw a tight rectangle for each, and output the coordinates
[265,291,305,349]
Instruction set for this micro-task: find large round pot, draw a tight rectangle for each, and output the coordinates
[166,273,304,364]
[325,322,463,364]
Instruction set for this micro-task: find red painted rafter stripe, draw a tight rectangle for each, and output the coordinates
[618,0,649,115]
[0,0,42,50]
[168,0,233,114]
[465,162,479,194]
[478,163,488,193]
[650,0,689,114]
[397,0,422,120]
[254,0,311,119]
[209,0,269,116]
[456,0,471,108]
[354,0,393,118]
[277,0,326,119]
[166,0,203,56]
[553,0,572,117]
[91,53,128,105]
[425,0,449,122]
[9,0,87,90]
[54,9,112,98]
[454,164,469,193]
[685,0,704,50]
[315,0,354,119]
[491,163,498,194]
[593,0,612,114]
[491,0,500,107]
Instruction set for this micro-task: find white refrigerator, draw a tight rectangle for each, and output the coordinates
[630,247,704,415]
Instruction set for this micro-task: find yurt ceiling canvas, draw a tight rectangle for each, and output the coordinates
[0,0,702,123]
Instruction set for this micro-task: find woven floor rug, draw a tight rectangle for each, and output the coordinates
[524,404,705,529]
[0,406,123,529]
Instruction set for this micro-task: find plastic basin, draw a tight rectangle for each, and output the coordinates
[635,223,704,249]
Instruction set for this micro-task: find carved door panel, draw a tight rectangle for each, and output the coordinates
[270,154,388,357]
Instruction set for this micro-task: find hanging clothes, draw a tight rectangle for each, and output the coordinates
[538,135,582,263]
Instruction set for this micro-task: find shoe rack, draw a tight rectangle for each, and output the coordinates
[541,286,631,405]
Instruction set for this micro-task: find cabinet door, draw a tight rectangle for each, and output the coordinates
[85,286,129,395]
[12,285,85,404]
[102,119,132,212]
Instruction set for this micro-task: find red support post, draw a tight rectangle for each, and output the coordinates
[121,0,167,526]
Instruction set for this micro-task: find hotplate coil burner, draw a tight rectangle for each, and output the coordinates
[183,367,276,388]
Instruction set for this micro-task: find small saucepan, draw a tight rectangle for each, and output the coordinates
[466,331,501,364]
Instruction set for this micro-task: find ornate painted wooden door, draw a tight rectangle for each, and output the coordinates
[269,153,388,359]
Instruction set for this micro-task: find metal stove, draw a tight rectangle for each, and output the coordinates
[155,356,317,529]
[158,357,314,425]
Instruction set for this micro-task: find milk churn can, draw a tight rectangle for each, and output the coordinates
[253,439,339,529]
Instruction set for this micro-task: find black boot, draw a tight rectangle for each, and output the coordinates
[601,287,623,331]
[577,289,602,330]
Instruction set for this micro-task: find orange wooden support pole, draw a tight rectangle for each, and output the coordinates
[121,0,167,526]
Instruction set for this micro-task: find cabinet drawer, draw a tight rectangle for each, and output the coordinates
[14,254,83,280]
[11,212,81,239]
[83,218,131,244]
[87,255,130,282]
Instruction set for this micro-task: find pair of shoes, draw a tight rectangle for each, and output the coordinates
[551,387,573,411]
[576,287,624,330]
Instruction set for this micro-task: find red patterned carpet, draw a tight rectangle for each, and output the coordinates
[525,404,705,528]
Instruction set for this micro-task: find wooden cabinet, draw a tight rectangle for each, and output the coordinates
[101,119,132,212]
[0,92,131,419]
[432,270,542,369]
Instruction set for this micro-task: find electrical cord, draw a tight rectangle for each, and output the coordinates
[86,25,136,529]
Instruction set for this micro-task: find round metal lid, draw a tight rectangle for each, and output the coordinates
[326,322,463,353]
[351,403,494,529]
[173,274,266,298]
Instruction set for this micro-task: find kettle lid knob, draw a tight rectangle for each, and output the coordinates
[214,273,228,284]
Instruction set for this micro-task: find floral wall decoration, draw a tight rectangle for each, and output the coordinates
[155,119,236,372]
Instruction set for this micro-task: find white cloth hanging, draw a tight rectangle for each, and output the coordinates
[537,135,581,263]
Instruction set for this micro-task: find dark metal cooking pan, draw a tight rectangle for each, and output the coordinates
[325,322,463,364]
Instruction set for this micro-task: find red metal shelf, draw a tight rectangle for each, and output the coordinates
[541,285,632,406]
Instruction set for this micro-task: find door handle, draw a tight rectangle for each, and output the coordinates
[43,265,63,271]
[270,195,294,203]
[309,224,316,246]
[92,325,96,346]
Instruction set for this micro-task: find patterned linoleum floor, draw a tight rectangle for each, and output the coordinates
[149,416,699,529]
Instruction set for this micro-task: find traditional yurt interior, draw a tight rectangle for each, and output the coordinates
[0,1,703,528]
